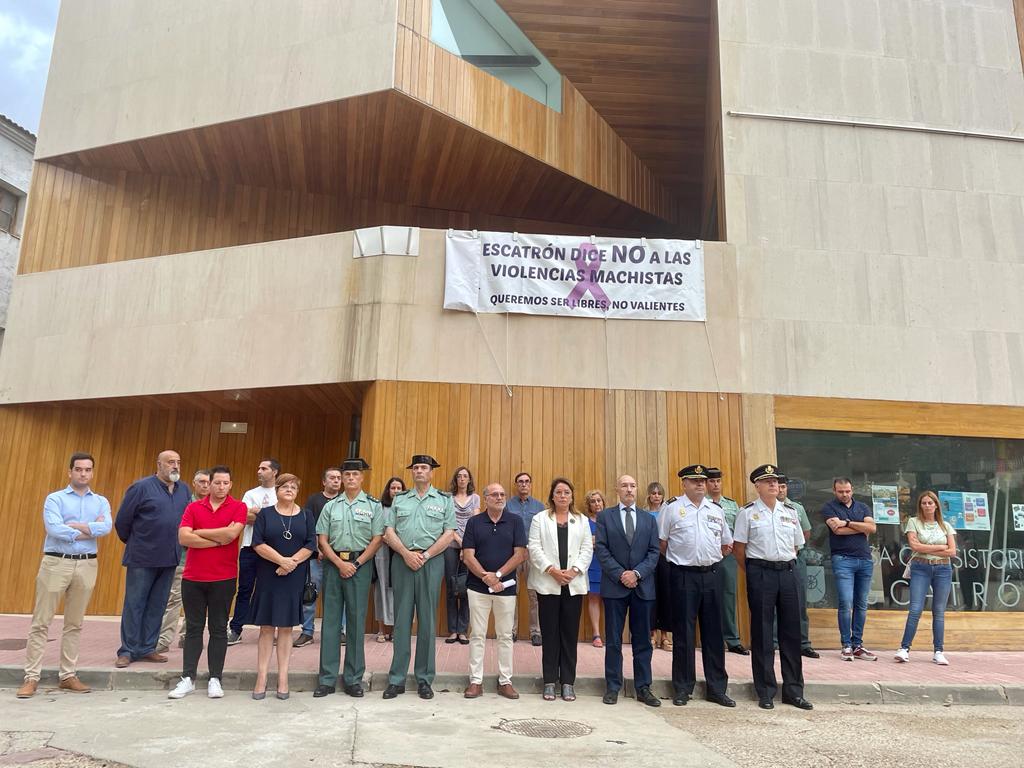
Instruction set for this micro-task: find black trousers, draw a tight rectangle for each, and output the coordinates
[746,560,804,701]
[669,564,728,696]
[181,577,236,680]
[443,547,469,634]
[537,592,583,685]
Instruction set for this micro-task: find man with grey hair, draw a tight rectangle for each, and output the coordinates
[157,469,210,653]
[114,450,191,668]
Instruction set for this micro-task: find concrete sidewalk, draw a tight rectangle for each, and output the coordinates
[2,614,1022,705]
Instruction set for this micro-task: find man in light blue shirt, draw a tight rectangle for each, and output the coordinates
[508,472,545,645]
[18,452,112,698]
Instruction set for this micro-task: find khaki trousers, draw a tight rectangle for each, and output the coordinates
[158,560,185,650]
[24,555,98,681]
[468,590,516,685]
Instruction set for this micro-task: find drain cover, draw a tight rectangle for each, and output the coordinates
[496,718,593,739]
[0,638,27,651]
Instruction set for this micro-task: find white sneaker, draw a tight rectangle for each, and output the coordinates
[167,677,195,699]
[894,648,909,663]
[933,651,949,666]
[207,677,224,698]
[840,646,854,661]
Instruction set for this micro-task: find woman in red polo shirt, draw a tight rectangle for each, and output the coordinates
[168,465,247,700]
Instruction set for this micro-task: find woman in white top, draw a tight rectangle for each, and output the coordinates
[528,477,593,702]
[896,490,956,665]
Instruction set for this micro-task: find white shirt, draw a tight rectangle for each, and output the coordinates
[659,494,733,567]
[240,485,278,547]
[618,502,640,534]
[732,497,803,562]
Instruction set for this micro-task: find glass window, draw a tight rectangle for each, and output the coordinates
[0,187,18,235]
[777,429,1024,613]
[430,0,562,111]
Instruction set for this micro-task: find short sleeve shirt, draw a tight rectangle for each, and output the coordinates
[316,490,385,551]
[784,499,811,550]
[180,496,248,581]
[822,498,873,559]
[714,496,741,531]
[462,511,527,595]
[659,494,733,566]
[906,517,955,561]
[733,498,803,562]
[385,486,456,550]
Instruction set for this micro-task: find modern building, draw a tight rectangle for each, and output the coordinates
[0,0,1021,649]
[0,114,35,353]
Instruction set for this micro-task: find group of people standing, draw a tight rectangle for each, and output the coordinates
[16,450,958,705]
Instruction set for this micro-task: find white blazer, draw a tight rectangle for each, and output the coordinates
[528,509,593,596]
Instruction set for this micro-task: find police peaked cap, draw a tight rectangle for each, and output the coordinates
[749,464,783,483]
[678,464,710,480]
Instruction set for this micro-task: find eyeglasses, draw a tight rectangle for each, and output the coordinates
[487,492,506,498]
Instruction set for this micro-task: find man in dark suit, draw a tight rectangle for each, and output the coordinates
[595,474,662,706]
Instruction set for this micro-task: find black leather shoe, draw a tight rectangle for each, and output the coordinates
[706,692,736,708]
[801,647,821,659]
[313,685,335,698]
[636,687,661,707]
[783,696,814,710]
[417,682,434,700]
[758,698,774,709]
[344,684,364,697]
[382,684,405,699]
[602,690,618,705]
[672,692,689,706]
[727,644,750,656]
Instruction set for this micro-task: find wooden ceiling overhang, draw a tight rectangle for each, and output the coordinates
[498,0,712,220]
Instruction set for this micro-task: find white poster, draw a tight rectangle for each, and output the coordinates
[1013,504,1024,532]
[871,484,900,525]
[443,230,706,321]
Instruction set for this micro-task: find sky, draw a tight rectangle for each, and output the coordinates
[0,0,59,134]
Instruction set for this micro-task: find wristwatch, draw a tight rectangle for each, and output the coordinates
[495,570,502,580]
[423,551,431,561]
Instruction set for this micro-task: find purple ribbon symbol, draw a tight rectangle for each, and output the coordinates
[566,243,610,305]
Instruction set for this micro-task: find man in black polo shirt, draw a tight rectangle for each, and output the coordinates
[461,483,527,699]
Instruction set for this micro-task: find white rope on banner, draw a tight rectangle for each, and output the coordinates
[474,310,514,398]
[703,318,724,400]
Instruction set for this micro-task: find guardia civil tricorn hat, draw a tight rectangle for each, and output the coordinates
[341,458,371,471]
[407,454,441,469]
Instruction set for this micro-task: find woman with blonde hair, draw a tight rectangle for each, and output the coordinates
[583,489,606,647]
[895,490,956,665]
[528,477,593,701]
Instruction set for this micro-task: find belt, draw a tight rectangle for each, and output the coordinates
[670,563,718,573]
[334,550,365,562]
[45,552,97,560]
[911,557,951,565]
[747,558,793,571]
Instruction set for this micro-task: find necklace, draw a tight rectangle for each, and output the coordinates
[279,505,296,540]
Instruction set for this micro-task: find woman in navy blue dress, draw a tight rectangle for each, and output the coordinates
[250,473,316,699]
[583,490,606,647]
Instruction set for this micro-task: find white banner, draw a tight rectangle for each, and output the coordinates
[443,230,706,321]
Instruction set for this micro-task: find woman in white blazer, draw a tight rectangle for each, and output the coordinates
[528,477,593,702]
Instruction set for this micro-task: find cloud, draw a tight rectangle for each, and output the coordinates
[0,10,54,75]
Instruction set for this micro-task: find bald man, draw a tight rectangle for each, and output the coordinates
[114,450,192,668]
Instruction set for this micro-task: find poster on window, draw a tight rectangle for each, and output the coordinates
[1012,504,1024,532]
[870,484,900,525]
[938,491,992,531]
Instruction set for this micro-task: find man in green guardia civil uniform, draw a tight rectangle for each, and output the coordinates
[313,458,384,698]
[778,475,819,658]
[707,467,748,655]
[383,454,455,700]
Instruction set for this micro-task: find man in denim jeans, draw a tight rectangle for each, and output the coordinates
[822,478,877,661]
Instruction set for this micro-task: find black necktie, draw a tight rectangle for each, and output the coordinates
[624,506,635,544]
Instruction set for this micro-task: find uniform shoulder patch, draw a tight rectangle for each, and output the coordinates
[782,501,795,510]
[437,490,452,497]
[723,496,736,503]
[666,496,678,504]
[743,501,756,508]
[711,499,723,508]
[396,489,414,497]
[365,494,380,503]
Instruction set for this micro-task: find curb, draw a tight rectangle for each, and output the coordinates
[2,665,1019,705]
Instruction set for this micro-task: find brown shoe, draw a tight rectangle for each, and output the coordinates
[497,683,520,700]
[140,652,168,663]
[115,656,131,668]
[59,676,91,693]
[16,678,38,698]
[464,682,483,699]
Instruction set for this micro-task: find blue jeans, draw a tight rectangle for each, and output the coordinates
[301,557,330,635]
[118,565,176,659]
[832,554,873,648]
[900,561,953,652]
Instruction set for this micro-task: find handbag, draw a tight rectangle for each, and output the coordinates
[449,562,468,598]
[302,561,318,606]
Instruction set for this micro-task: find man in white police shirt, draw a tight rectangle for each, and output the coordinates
[732,464,813,711]
[659,464,734,708]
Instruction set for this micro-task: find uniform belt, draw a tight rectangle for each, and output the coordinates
[334,550,364,562]
[671,563,718,573]
[747,558,793,571]
[45,552,97,560]
[911,556,950,565]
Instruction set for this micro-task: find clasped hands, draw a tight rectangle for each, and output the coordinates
[546,566,575,586]
[481,572,505,592]
[275,556,301,577]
